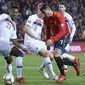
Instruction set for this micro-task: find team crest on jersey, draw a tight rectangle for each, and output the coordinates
[56,13,60,17]
[54,12,60,17]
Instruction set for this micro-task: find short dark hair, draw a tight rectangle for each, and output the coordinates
[38,3,50,11]
[59,1,67,7]
[10,5,20,13]
[11,6,19,9]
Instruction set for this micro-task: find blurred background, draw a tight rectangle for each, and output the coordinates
[0,0,85,52]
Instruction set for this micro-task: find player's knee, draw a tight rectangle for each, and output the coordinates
[5,56,13,64]
[7,60,12,64]
[54,53,61,57]
[54,48,62,57]
[39,49,49,58]
[41,52,48,58]
[48,51,54,58]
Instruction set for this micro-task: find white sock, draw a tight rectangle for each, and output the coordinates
[61,53,75,61]
[40,61,46,69]
[16,57,23,78]
[6,64,12,74]
[44,57,55,76]
[64,65,68,68]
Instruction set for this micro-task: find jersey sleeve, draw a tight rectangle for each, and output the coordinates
[26,16,34,27]
[51,12,66,43]
[51,28,65,43]
[0,14,10,21]
[68,16,76,38]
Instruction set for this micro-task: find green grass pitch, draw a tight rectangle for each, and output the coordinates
[0,53,85,85]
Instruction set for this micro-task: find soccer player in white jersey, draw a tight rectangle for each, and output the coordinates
[0,6,29,83]
[24,3,58,80]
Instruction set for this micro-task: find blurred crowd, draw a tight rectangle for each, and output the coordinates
[0,0,85,40]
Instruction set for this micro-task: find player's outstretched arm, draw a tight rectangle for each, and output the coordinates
[11,39,29,54]
[24,24,40,40]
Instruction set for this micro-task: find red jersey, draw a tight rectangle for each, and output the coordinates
[44,11,70,43]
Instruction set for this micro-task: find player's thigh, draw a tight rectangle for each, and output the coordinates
[53,35,70,57]
[54,42,66,57]
[24,40,47,55]
[54,48,62,57]
[0,41,11,56]
[10,46,23,57]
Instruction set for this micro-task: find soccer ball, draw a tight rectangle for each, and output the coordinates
[3,73,14,85]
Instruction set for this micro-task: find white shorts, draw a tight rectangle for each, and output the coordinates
[24,40,47,55]
[0,41,12,57]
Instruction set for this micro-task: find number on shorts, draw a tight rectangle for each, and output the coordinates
[60,40,63,44]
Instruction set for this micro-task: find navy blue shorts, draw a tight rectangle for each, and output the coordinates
[54,34,70,54]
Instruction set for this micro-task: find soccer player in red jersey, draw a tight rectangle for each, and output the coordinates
[39,3,80,83]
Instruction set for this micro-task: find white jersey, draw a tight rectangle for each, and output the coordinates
[24,14,47,55]
[0,13,17,42]
[24,14,43,42]
[63,12,76,38]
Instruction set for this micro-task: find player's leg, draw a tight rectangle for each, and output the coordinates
[55,34,80,83]
[39,45,58,80]
[54,35,70,83]
[0,41,13,75]
[54,49,78,83]
[39,48,58,80]
[63,65,68,72]
[10,46,26,83]
[4,56,13,74]
[61,42,79,72]
[61,53,80,74]
[25,40,58,80]
[38,50,51,74]
[62,44,70,72]
[62,44,80,76]
[62,44,69,72]
[62,57,80,76]
[38,60,49,79]
[39,41,58,80]
[61,53,75,72]
[38,50,54,79]
[61,53,75,61]
[53,48,66,83]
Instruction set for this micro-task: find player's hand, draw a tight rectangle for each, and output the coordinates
[46,39,52,46]
[22,48,30,54]
[47,46,50,50]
